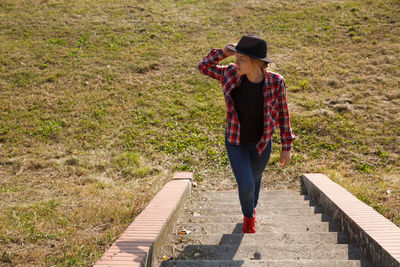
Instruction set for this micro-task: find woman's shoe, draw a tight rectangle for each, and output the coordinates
[242,216,256,233]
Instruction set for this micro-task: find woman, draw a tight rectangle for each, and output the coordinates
[197,34,296,233]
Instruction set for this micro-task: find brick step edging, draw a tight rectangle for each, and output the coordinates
[302,173,400,267]
[93,172,193,267]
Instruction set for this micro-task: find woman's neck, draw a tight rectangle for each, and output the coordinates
[246,68,264,83]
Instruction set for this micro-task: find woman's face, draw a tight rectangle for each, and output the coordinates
[235,53,258,75]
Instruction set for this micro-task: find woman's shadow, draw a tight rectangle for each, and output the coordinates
[160,222,255,266]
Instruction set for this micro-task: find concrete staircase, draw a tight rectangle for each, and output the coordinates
[156,190,373,267]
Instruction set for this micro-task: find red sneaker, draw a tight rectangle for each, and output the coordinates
[242,215,256,233]
[254,209,257,223]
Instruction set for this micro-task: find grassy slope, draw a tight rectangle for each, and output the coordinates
[0,0,399,265]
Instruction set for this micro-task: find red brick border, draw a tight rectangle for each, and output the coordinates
[302,173,400,267]
[93,172,193,267]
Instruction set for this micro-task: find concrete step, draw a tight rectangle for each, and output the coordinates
[166,232,350,245]
[200,191,307,202]
[189,195,316,204]
[184,201,318,211]
[197,193,309,200]
[203,190,301,197]
[160,259,373,267]
[175,221,339,234]
[179,213,331,224]
[187,206,322,216]
[170,244,363,261]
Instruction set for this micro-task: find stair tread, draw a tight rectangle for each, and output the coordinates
[170,243,363,260]
[185,207,322,216]
[159,259,373,267]
[179,214,331,223]
[174,221,339,233]
[185,201,318,208]
[204,190,300,195]
[165,232,350,244]
[197,195,310,202]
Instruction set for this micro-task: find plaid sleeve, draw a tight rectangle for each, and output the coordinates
[278,79,296,151]
[197,48,228,83]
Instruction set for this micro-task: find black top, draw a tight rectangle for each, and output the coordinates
[231,75,264,143]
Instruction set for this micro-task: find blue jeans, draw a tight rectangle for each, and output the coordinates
[225,138,272,218]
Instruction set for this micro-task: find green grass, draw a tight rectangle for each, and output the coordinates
[1,0,399,265]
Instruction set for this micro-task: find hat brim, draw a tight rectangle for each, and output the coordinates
[227,45,274,63]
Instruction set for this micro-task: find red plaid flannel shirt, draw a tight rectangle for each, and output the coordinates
[198,48,296,157]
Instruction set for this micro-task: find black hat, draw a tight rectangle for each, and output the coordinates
[230,34,274,63]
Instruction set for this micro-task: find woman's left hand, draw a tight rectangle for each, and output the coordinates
[280,150,291,168]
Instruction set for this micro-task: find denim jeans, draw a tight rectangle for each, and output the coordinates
[225,138,272,218]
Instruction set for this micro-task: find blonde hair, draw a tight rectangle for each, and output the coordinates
[250,57,268,70]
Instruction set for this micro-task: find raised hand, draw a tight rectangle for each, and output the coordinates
[222,43,237,57]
